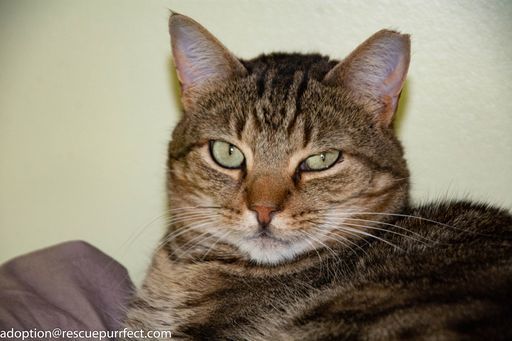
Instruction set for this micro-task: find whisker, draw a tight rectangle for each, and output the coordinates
[302,230,341,264]
[310,227,352,254]
[170,230,214,259]
[310,225,369,258]
[201,230,232,260]
[155,222,213,253]
[121,210,221,252]
[166,205,222,212]
[305,219,370,246]
[301,231,339,272]
[315,209,459,231]
[322,215,431,241]
[119,211,171,251]
[304,238,323,265]
[323,218,431,246]
[153,217,219,256]
[166,217,218,243]
[304,229,348,278]
[166,212,221,226]
[323,223,403,251]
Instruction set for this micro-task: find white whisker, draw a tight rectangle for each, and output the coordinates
[170,230,214,259]
[201,230,232,260]
[321,223,403,251]
[310,225,369,258]
[166,205,221,212]
[302,230,341,264]
[323,218,431,246]
[323,215,430,241]
[304,238,323,264]
[166,218,218,243]
[317,209,459,231]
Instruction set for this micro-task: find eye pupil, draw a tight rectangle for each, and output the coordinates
[209,140,245,169]
[300,150,342,172]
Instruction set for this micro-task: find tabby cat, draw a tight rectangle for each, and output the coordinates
[123,13,512,340]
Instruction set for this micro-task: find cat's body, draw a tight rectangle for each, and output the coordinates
[123,14,512,340]
[127,202,512,340]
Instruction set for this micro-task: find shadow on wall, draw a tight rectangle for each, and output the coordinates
[168,56,184,118]
[393,81,410,136]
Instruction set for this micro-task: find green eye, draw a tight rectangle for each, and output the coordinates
[209,140,245,169]
[301,150,341,171]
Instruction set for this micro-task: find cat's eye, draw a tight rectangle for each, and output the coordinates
[209,140,245,169]
[300,150,341,171]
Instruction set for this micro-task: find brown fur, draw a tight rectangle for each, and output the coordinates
[123,14,512,340]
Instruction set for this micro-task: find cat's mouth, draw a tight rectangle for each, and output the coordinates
[246,228,290,246]
[237,226,312,264]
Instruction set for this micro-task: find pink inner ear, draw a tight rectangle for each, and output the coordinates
[381,54,408,99]
[169,14,246,98]
[172,25,221,91]
[378,53,408,125]
[324,30,410,127]
[173,49,194,88]
[174,45,219,92]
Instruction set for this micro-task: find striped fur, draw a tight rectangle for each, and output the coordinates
[123,14,512,340]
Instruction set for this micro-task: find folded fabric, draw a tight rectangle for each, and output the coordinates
[0,241,134,340]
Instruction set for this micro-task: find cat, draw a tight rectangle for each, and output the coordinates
[122,13,512,340]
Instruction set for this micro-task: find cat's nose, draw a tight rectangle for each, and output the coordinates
[250,205,278,227]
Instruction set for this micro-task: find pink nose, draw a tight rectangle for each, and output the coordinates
[250,205,278,226]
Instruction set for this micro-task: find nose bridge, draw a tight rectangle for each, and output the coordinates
[247,172,291,210]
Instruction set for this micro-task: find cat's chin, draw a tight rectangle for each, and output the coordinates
[238,232,311,265]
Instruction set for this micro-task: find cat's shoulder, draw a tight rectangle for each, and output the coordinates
[399,200,512,239]
[410,200,511,226]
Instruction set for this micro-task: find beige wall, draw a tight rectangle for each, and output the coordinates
[1,0,511,284]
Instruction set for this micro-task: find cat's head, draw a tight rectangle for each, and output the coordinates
[166,13,410,264]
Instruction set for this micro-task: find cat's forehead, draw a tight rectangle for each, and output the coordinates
[242,53,337,81]
[241,59,362,147]
[246,55,366,120]
[188,53,375,164]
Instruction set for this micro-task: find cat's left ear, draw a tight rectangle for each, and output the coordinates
[323,30,410,127]
[169,13,247,109]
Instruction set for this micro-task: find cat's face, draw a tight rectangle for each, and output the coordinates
[166,14,410,264]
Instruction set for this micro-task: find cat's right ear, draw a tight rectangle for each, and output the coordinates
[323,30,410,128]
[169,13,247,109]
